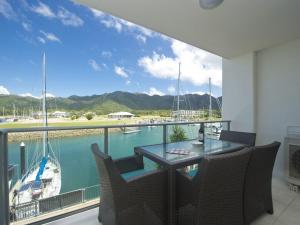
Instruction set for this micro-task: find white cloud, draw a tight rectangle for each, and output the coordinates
[191,91,206,95]
[101,19,122,33]
[90,8,105,18]
[89,8,165,42]
[31,2,56,18]
[144,87,164,96]
[126,80,131,85]
[57,7,84,27]
[0,85,10,95]
[88,59,101,72]
[45,93,55,98]
[19,92,55,99]
[0,0,16,19]
[114,66,128,78]
[136,34,146,43]
[40,31,61,43]
[31,3,84,27]
[22,22,31,32]
[138,39,222,87]
[185,90,217,97]
[19,93,39,98]
[167,85,176,94]
[101,51,112,58]
[37,36,46,44]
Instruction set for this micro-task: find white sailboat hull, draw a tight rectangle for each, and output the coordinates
[15,159,61,205]
[123,128,141,134]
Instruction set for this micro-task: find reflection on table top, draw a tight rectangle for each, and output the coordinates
[135,138,245,166]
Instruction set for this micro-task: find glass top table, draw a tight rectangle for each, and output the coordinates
[134,138,246,225]
[134,138,246,168]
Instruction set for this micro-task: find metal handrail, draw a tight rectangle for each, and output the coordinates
[0,120,231,225]
[0,120,230,133]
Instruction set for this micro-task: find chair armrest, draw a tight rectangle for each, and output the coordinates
[113,154,144,174]
[125,168,167,184]
[176,170,195,208]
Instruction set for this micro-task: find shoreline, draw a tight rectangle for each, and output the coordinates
[8,128,122,143]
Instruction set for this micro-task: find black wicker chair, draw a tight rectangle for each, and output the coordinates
[91,143,168,225]
[220,130,256,146]
[176,147,252,225]
[244,142,281,225]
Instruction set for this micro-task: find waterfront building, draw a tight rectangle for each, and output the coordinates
[108,112,134,119]
[51,111,69,118]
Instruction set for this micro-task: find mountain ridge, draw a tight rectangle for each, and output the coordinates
[0,91,222,115]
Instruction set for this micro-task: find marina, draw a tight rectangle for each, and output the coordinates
[6,120,225,223]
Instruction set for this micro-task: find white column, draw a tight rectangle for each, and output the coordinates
[222,53,257,132]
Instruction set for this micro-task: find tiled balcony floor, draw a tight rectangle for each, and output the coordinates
[47,178,300,225]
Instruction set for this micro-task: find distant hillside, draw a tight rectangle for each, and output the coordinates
[0,91,222,115]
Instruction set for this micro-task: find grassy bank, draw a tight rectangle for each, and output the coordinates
[0,116,164,129]
[0,120,129,129]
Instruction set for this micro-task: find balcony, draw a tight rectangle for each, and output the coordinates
[1,121,230,225]
[1,1,300,225]
[47,178,300,225]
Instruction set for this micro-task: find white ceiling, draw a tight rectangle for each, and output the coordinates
[76,0,300,58]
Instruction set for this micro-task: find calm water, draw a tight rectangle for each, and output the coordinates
[8,126,198,194]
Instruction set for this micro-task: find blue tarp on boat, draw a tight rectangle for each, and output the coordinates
[35,157,48,182]
[19,183,31,192]
[32,180,42,190]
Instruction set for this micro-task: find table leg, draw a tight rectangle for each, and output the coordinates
[168,167,176,225]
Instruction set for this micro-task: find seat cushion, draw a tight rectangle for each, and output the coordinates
[121,169,149,180]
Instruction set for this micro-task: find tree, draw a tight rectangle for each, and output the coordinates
[85,112,94,120]
[169,125,188,142]
[70,112,81,120]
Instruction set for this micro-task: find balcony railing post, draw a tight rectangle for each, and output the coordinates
[104,128,108,154]
[82,188,85,203]
[0,131,9,225]
[163,124,167,144]
[227,121,231,131]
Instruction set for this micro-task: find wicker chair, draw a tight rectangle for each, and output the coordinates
[91,143,168,225]
[220,130,256,146]
[176,147,252,225]
[244,142,281,225]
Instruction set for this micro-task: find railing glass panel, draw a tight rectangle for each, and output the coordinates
[0,121,230,224]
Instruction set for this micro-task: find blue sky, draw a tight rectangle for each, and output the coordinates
[0,0,222,98]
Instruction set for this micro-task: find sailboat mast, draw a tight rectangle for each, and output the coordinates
[176,63,181,121]
[42,52,48,157]
[13,104,16,118]
[209,77,212,120]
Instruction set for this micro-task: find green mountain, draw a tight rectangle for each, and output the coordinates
[0,91,221,115]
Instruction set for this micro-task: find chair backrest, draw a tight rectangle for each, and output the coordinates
[220,130,256,146]
[91,143,126,211]
[244,142,281,224]
[193,147,252,225]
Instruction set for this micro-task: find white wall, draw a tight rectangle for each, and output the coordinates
[223,38,300,177]
[222,53,256,132]
[256,38,300,176]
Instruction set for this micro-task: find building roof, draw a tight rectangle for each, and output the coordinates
[52,111,67,114]
[77,0,300,58]
[108,112,134,116]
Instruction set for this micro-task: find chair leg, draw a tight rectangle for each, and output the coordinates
[98,213,102,222]
[266,208,274,215]
[266,194,274,215]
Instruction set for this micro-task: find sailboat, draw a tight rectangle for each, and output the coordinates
[8,165,15,189]
[205,77,222,137]
[12,53,61,205]
[121,125,141,134]
[171,63,195,122]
